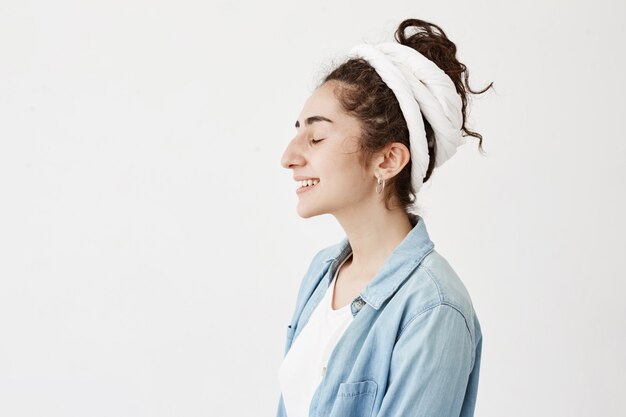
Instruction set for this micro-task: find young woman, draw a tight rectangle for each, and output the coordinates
[277,18,492,417]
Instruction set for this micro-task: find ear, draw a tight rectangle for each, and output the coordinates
[373,142,411,179]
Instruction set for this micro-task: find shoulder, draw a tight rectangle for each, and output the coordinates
[419,249,474,313]
[400,249,480,342]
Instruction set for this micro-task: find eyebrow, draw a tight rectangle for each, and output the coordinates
[294,115,334,129]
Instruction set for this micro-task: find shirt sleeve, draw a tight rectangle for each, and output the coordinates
[375,303,475,417]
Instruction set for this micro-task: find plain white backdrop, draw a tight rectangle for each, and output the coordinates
[1,0,624,416]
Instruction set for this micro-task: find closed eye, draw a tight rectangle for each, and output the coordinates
[310,138,324,144]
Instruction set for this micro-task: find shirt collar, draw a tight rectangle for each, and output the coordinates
[321,213,435,310]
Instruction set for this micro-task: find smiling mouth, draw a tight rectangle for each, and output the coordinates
[296,179,320,193]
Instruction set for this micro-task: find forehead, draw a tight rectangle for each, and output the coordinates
[297,82,357,130]
[299,83,340,118]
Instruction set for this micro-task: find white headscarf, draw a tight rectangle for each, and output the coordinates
[347,42,466,199]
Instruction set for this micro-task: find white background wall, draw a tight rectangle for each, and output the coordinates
[1,0,624,416]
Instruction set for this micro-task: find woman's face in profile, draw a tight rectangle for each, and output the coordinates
[281,81,374,219]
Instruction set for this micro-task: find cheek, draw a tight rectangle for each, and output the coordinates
[331,157,370,190]
[314,142,367,184]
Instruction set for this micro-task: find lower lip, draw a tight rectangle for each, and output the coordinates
[296,182,319,194]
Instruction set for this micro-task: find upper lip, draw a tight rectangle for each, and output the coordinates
[293,176,320,181]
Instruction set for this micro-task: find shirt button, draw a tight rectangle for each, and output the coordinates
[321,365,327,376]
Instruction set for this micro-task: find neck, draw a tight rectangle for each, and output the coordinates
[333,203,414,279]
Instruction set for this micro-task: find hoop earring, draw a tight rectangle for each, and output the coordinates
[376,175,386,194]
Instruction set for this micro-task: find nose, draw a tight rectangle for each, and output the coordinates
[280,136,307,170]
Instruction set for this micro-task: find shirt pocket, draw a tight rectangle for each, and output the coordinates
[329,380,378,417]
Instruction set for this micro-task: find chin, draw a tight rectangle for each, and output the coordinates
[296,207,319,219]
[296,202,327,219]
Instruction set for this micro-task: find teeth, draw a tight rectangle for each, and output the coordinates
[298,179,319,188]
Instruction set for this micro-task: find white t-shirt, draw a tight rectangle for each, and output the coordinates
[278,253,354,417]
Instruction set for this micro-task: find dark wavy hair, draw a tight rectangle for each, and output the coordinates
[319,18,493,212]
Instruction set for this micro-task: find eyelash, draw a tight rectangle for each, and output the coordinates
[310,138,324,144]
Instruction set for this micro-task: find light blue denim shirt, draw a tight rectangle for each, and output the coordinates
[276,213,482,417]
